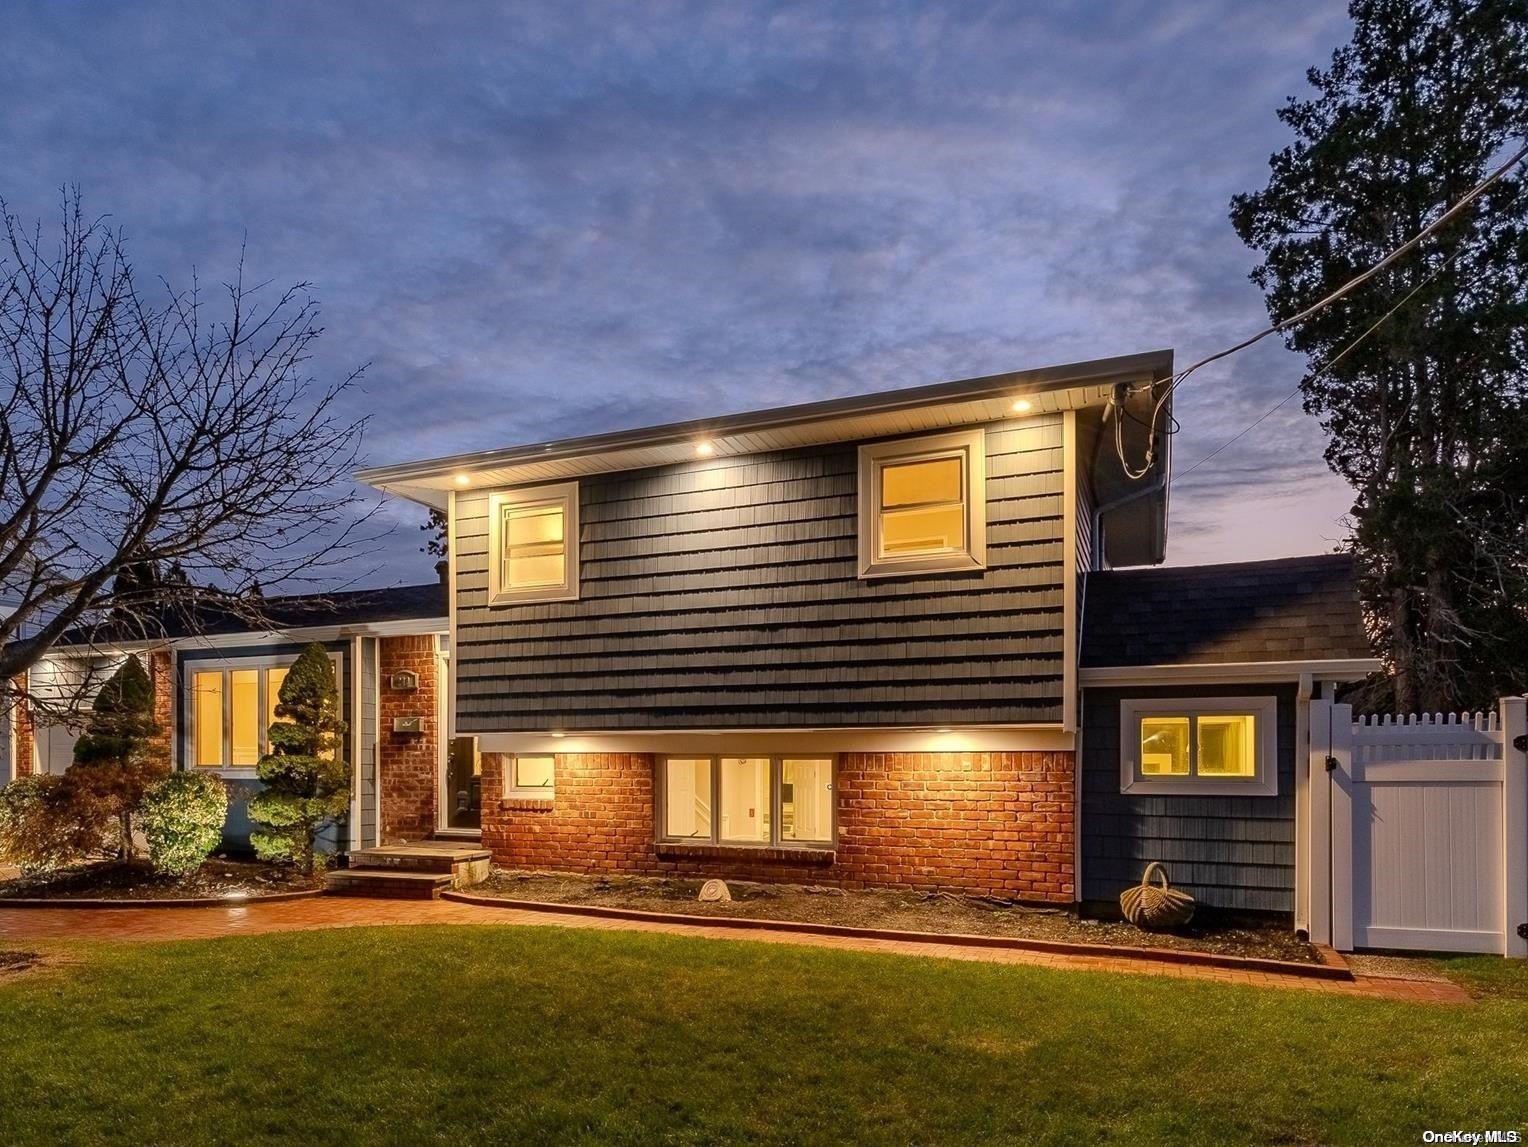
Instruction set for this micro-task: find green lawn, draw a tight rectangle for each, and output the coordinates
[1,927,1524,1145]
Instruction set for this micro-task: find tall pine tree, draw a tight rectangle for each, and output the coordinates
[248,644,350,874]
[1231,0,1528,711]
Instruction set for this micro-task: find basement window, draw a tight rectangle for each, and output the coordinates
[488,482,580,604]
[1119,696,1279,796]
[858,429,986,578]
[507,754,555,800]
[659,756,834,847]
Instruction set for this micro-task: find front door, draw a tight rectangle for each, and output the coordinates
[441,735,481,831]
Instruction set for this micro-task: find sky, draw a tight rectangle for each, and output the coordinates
[0,1,1360,589]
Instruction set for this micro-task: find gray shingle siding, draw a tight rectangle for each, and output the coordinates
[454,418,1066,731]
[1080,684,1297,914]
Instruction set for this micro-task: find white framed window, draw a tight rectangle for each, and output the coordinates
[506,753,555,800]
[659,755,835,847]
[1119,696,1279,796]
[857,429,986,578]
[185,654,336,773]
[488,482,579,604]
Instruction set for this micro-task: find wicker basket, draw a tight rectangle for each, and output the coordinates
[1119,862,1196,930]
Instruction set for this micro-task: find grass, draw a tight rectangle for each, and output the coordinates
[0,926,1525,1145]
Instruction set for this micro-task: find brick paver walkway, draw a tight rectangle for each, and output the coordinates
[0,896,1468,1002]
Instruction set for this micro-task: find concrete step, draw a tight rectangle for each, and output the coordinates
[325,869,453,900]
[345,843,488,885]
[350,844,489,874]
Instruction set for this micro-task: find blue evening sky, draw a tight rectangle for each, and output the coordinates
[1,1,1357,588]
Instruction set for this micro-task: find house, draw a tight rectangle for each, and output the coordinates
[7,583,450,852]
[8,349,1381,928]
[353,348,1379,925]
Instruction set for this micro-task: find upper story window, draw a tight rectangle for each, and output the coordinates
[488,482,580,604]
[188,658,333,772]
[857,429,986,578]
[1119,696,1279,796]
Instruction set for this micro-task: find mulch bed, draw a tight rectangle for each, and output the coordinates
[475,870,1318,964]
[0,858,325,902]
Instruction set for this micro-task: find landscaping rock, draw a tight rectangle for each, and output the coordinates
[698,879,731,903]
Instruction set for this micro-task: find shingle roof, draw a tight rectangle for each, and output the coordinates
[53,581,447,648]
[1080,553,1373,668]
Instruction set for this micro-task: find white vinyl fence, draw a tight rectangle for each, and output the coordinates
[1310,698,1528,956]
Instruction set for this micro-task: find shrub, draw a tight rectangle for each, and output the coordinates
[0,774,112,875]
[70,654,170,858]
[139,772,229,877]
[248,643,349,874]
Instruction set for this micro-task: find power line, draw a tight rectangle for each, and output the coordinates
[1117,137,1528,479]
[1170,261,1453,486]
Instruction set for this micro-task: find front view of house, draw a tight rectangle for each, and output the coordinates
[7,350,1379,930]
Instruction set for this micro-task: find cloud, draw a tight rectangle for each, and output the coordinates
[0,0,1357,583]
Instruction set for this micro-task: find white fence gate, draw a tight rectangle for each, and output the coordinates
[1310,697,1528,956]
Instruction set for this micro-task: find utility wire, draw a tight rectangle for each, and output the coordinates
[1170,260,1452,486]
[1117,137,1528,479]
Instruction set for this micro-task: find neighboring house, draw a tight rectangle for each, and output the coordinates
[10,349,1381,928]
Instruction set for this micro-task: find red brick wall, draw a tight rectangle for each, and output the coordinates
[148,651,173,762]
[378,636,438,842]
[479,750,1075,902]
[10,673,33,778]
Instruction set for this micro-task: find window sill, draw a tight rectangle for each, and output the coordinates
[655,842,835,865]
[501,797,555,812]
[1121,778,1278,798]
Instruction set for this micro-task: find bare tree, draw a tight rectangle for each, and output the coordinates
[0,191,370,706]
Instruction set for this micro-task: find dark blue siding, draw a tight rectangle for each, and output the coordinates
[454,418,1067,731]
[1080,684,1297,914]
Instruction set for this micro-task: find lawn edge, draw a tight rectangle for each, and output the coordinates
[0,889,325,910]
[439,891,1354,981]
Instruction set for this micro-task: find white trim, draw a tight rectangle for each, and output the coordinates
[479,726,1075,756]
[1295,672,1307,934]
[51,619,448,660]
[349,635,362,850]
[1061,411,1078,733]
[856,428,986,579]
[1081,658,1381,688]
[487,481,580,604]
[373,637,384,845]
[443,491,460,833]
[1119,695,1279,797]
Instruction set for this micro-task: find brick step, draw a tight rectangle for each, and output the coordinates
[325,869,453,900]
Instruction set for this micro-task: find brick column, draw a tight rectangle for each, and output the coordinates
[10,673,34,778]
[379,636,438,841]
[148,651,174,766]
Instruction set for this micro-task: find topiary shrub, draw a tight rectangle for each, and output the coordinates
[0,774,112,875]
[139,772,229,877]
[70,654,170,859]
[248,643,350,874]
